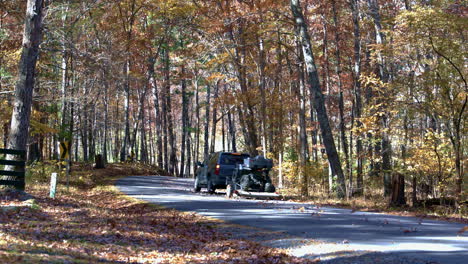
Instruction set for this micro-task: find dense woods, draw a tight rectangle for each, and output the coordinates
[0,0,466,205]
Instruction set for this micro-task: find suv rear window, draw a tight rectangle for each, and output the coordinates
[219,154,249,165]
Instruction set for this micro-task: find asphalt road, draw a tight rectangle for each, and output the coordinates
[116,175,468,264]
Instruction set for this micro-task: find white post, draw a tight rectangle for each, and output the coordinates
[66,159,70,191]
[50,172,57,198]
[278,152,283,189]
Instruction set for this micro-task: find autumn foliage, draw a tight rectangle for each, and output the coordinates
[0,1,466,211]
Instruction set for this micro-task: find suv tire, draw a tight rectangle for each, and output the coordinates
[193,176,201,192]
[207,177,216,194]
[265,182,275,193]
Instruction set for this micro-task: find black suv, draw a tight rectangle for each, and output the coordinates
[194,152,250,193]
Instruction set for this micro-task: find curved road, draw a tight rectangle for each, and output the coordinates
[116,175,467,263]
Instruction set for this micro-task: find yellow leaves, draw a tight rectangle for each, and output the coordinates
[457,91,467,101]
[280,160,324,195]
[0,101,12,125]
[205,52,230,69]
[1,48,21,70]
[360,74,387,92]
[206,72,226,82]
[158,0,196,19]
[352,116,379,136]
[405,130,454,182]
[30,120,58,136]
[28,109,57,136]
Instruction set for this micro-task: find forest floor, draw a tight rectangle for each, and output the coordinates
[0,163,312,264]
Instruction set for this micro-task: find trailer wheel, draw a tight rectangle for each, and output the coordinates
[265,183,275,193]
[240,175,251,191]
[226,184,234,198]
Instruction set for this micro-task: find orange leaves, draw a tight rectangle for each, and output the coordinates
[457,226,468,235]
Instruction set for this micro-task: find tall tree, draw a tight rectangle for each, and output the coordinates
[179,65,188,177]
[331,0,350,185]
[117,0,140,162]
[291,0,347,198]
[350,0,364,196]
[3,0,45,191]
[367,0,392,197]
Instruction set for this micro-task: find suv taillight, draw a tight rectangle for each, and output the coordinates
[214,164,220,175]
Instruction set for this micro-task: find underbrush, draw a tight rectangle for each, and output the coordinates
[278,186,467,223]
[25,161,169,189]
[274,164,467,222]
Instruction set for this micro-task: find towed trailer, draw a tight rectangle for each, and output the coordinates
[225,156,281,199]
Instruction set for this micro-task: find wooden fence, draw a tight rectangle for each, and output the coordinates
[0,148,26,189]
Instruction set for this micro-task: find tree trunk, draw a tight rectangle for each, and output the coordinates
[367,0,392,197]
[139,84,148,163]
[258,36,268,155]
[103,71,109,163]
[59,2,70,145]
[412,175,417,206]
[120,57,131,162]
[68,53,75,162]
[221,112,226,151]
[291,0,347,198]
[185,88,194,177]
[209,81,220,154]
[4,0,45,191]
[120,56,131,161]
[350,0,364,196]
[203,84,211,160]
[164,48,177,175]
[297,48,309,197]
[228,23,259,155]
[194,76,201,174]
[227,105,236,152]
[179,66,188,177]
[3,122,8,149]
[149,57,164,169]
[117,0,138,162]
[273,27,284,156]
[160,51,169,171]
[390,172,406,206]
[81,100,89,161]
[332,0,350,189]
[391,113,409,206]
[89,103,96,160]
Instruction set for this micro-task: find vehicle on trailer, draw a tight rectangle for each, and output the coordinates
[226,155,279,199]
[194,152,250,194]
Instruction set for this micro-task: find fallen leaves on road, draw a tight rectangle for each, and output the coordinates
[402,228,418,234]
[457,226,468,235]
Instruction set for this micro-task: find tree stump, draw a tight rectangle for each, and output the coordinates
[390,172,406,206]
[94,154,105,169]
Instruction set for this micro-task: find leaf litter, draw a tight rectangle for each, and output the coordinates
[1,164,314,264]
